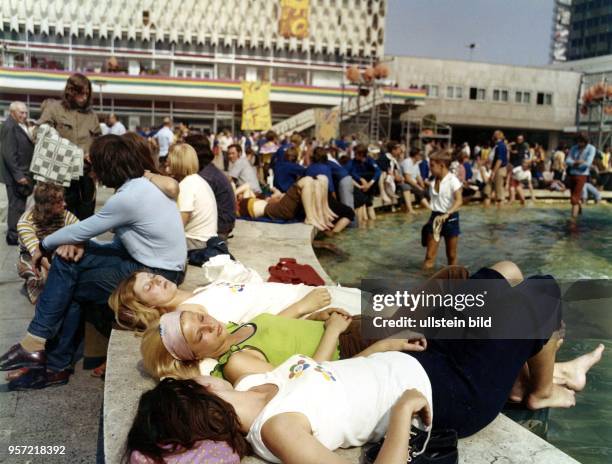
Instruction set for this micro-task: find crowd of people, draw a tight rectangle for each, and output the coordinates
[0,72,607,464]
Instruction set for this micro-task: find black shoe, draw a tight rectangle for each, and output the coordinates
[0,343,46,371]
[5,235,18,246]
[8,367,70,391]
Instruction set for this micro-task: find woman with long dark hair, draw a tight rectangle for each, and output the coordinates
[38,73,101,219]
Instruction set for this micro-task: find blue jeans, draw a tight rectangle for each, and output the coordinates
[27,241,184,371]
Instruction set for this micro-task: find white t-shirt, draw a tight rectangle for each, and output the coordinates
[473,166,491,184]
[400,157,421,180]
[184,282,362,326]
[154,126,174,157]
[429,173,462,213]
[109,121,127,136]
[177,174,218,243]
[512,166,532,183]
[241,353,433,463]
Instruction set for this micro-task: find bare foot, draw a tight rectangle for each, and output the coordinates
[305,218,328,232]
[554,343,604,392]
[527,384,576,410]
[509,366,529,403]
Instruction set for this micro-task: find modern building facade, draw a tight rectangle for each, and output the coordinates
[0,0,423,133]
[566,0,612,61]
[390,55,583,149]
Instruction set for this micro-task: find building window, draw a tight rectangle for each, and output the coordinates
[515,91,531,104]
[492,89,509,102]
[446,86,463,99]
[469,87,486,101]
[423,84,439,98]
[536,92,553,105]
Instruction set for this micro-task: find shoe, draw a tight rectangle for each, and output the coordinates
[8,367,70,391]
[0,343,46,371]
[5,235,18,246]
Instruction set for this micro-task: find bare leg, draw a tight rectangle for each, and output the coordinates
[403,190,415,214]
[356,206,367,227]
[332,217,351,234]
[489,260,524,287]
[298,177,327,231]
[316,176,337,223]
[379,173,392,204]
[553,343,604,392]
[423,234,440,270]
[367,205,376,220]
[526,333,577,410]
[517,185,525,205]
[444,236,459,266]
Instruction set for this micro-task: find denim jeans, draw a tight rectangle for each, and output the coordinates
[27,241,184,372]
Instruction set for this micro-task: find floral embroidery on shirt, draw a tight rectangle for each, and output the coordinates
[288,358,311,379]
[288,356,336,381]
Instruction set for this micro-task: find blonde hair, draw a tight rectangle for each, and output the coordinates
[167,142,199,179]
[108,271,164,331]
[141,323,201,380]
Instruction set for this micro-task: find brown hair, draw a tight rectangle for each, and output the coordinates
[184,133,213,169]
[90,135,146,189]
[354,143,368,157]
[312,146,328,164]
[429,149,453,168]
[140,324,200,380]
[62,73,93,111]
[121,132,159,173]
[284,146,299,162]
[124,378,250,463]
[227,143,242,154]
[31,183,67,239]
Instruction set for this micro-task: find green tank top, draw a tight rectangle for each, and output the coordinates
[212,313,340,378]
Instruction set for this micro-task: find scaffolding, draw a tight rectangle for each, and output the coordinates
[576,75,611,150]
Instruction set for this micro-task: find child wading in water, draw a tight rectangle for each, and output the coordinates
[422,150,463,270]
[17,183,78,304]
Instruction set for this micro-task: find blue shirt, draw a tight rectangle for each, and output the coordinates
[327,160,349,183]
[273,160,306,192]
[493,140,508,167]
[306,163,334,193]
[345,156,381,183]
[463,162,473,181]
[419,159,430,180]
[43,178,186,271]
[566,144,596,176]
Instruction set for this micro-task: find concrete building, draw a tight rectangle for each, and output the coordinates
[566,0,612,61]
[389,55,583,149]
[0,0,423,133]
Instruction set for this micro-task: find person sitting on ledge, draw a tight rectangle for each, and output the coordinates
[0,135,187,390]
[17,183,79,305]
[165,142,218,251]
[236,175,338,232]
[125,261,604,463]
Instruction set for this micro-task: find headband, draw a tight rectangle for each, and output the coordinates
[159,311,196,361]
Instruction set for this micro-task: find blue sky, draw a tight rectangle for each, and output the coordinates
[385,0,555,66]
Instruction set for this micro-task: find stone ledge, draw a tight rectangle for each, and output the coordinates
[103,220,581,464]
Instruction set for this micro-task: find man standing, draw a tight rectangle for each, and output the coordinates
[510,135,530,168]
[0,102,34,245]
[154,117,175,160]
[107,113,127,135]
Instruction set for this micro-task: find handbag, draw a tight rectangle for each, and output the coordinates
[361,428,458,464]
[30,124,84,187]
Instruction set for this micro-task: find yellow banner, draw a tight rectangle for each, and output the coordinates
[241,81,272,131]
[314,108,340,142]
[279,0,310,39]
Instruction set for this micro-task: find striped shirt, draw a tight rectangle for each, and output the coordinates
[17,210,79,255]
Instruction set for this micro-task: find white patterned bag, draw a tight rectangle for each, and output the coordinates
[30,124,84,186]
